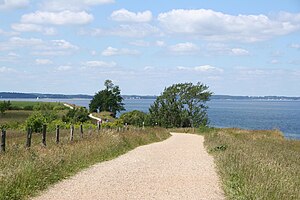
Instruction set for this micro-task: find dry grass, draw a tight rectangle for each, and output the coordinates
[200,128,300,200]
[0,127,170,200]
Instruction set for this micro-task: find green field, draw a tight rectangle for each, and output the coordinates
[9,101,64,110]
[201,128,300,200]
[0,101,68,129]
[0,110,33,124]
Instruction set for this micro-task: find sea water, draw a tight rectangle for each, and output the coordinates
[3,98,300,139]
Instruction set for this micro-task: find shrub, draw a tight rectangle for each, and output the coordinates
[64,107,89,123]
[120,110,147,127]
[25,112,46,133]
[101,119,124,129]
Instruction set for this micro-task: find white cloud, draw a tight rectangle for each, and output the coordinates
[101,46,139,56]
[177,65,223,73]
[51,40,79,50]
[84,24,160,38]
[144,66,154,71]
[0,52,20,62]
[194,65,224,73]
[128,40,166,47]
[290,43,300,49]
[0,66,15,73]
[236,68,287,80]
[158,9,300,42]
[11,23,56,35]
[31,40,78,56]
[270,59,279,64]
[111,9,152,23]
[205,43,250,56]
[35,59,53,65]
[169,42,199,54]
[9,37,44,47]
[21,10,93,25]
[83,60,116,68]
[0,0,29,10]
[8,52,19,57]
[56,65,72,71]
[0,37,43,51]
[1,37,79,56]
[155,40,165,47]
[231,48,249,56]
[31,51,69,56]
[40,0,114,11]
[0,29,18,37]
[129,40,150,47]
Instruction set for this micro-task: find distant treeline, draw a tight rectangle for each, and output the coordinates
[0,92,299,100]
[0,92,92,99]
[211,95,300,100]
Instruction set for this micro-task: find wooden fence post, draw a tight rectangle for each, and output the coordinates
[56,125,60,144]
[80,124,83,138]
[97,121,101,132]
[70,125,74,142]
[1,129,6,152]
[26,128,32,148]
[42,124,47,146]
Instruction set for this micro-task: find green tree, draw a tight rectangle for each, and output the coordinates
[120,110,147,127]
[149,82,212,128]
[25,112,47,133]
[63,107,89,123]
[0,101,11,115]
[89,80,125,117]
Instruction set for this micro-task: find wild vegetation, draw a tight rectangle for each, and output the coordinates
[0,127,170,200]
[149,82,211,128]
[89,80,125,117]
[0,101,68,130]
[199,128,300,200]
[2,81,298,200]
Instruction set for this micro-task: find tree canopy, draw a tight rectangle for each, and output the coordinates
[149,82,212,128]
[89,80,125,117]
[0,101,11,115]
[120,110,148,127]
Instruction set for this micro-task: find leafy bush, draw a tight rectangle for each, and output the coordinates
[120,110,147,127]
[63,107,89,123]
[33,103,55,111]
[101,119,124,129]
[25,112,47,133]
[0,101,11,115]
[24,105,34,110]
[53,104,67,111]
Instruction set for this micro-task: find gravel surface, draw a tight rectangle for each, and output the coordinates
[32,133,224,200]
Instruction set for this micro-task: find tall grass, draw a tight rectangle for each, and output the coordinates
[0,128,170,200]
[200,128,300,200]
[0,110,33,124]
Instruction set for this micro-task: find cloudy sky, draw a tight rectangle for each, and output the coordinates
[0,0,300,96]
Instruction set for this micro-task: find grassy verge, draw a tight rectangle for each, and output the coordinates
[9,101,62,110]
[0,128,170,200]
[199,128,300,200]
[0,110,33,124]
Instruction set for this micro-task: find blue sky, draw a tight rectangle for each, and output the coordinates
[0,0,300,96]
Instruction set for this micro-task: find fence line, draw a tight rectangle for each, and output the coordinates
[0,124,142,153]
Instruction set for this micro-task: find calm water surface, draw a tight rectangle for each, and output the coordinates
[4,98,300,139]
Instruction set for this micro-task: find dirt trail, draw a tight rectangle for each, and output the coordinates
[33,133,224,200]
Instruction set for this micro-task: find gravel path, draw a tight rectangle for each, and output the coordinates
[33,133,224,200]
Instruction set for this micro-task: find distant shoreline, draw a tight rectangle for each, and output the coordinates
[1,92,300,101]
